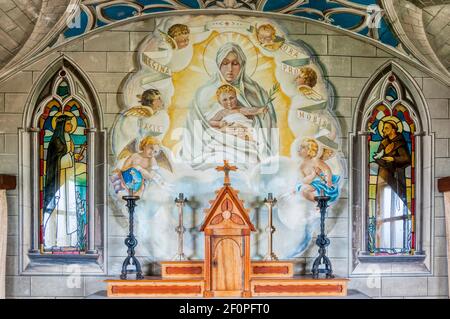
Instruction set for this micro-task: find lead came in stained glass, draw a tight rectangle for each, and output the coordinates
[39,72,89,254]
[366,83,416,255]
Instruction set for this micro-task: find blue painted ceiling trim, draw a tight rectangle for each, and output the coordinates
[64,1,399,48]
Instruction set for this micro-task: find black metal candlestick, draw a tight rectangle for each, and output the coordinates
[311,190,334,279]
[120,195,144,280]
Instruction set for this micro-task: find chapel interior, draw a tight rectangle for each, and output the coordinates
[0,0,449,299]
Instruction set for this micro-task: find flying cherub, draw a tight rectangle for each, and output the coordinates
[111,136,173,195]
[123,88,165,118]
[159,24,190,50]
[295,67,323,101]
[255,23,285,51]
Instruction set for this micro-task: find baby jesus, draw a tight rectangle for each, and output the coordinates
[208,84,267,141]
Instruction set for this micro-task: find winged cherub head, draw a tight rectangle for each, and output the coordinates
[168,24,190,49]
[139,89,164,111]
[139,136,161,158]
[295,67,318,88]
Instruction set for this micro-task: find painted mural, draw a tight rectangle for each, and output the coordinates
[110,14,344,260]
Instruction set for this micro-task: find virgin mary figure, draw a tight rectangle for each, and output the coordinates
[179,42,277,170]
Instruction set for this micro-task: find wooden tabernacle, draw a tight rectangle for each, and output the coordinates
[106,161,348,297]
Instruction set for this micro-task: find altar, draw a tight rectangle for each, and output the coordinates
[105,162,348,298]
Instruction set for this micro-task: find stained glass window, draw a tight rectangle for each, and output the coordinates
[367,80,416,255]
[38,71,89,254]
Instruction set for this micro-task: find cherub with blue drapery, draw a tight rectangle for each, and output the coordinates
[111,136,173,196]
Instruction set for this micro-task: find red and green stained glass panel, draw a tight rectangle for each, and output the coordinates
[367,100,415,255]
[39,78,89,254]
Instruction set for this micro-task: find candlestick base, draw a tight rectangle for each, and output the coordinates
[263,252,279,261]
[173,253,187,261]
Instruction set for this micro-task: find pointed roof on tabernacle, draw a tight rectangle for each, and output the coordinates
[200,161,256,232]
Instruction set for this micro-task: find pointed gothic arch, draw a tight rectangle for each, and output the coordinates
[18,56,107,274]
[349,61,434,275]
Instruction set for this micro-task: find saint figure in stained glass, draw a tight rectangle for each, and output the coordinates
[373,117,411,205]
[39,75,89,253]
[367,103,416,254]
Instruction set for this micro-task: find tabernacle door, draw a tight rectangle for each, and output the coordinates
[211,236,243,296]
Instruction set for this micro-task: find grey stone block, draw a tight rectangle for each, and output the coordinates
[7,195,18,216]
[31,276,85,297]
[381,277,428,297]
[0,154,18,173]
[427,276,449,296]
[107,52,136,72]
[327,217,348,238]
[130,32,148,51]
[113,19,155,32]
[108,215,128,236]
[432,119,450,139]
[435,196,445,217]
[333,97,352,117]
[435,138,449,158]
[376,48,393,57]
[351,57,389,78]
[0,72,32,93]
[0,114,21,134]
[434,217,446,237]
[6,235,17,256]
[0,93,4,112]
[278,20,305,34]
[84,276,113,296]
[4,93,27,114]
[104,113,118,129]
[89,73,128,93]
[423,78,450,99]
[65,52,107,72]
[7,214,17,236]
[4,134,17,155]
[60,40,84,52]
[434,236,447,257]
[328,77,366,97]
[318,56,351,77]
[290,35,327,55]
[107,236,128,257]
[428,99,449,119]
[329,198,348,218]
[328,36,376,57]
[336,116,351,134]
[0,0,15,11]
[24,52,59,72]
[84,31,130,52]
[394,59,429,77]
[306,23,339,35]
[6,276,31,297]
[435,158,450,177]
[5,256,18,276]
[106,93,124,114]
[434,256,448,276]
[348,277,381,298]
[0,133,4,153]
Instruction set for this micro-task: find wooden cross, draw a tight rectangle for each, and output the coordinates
[216,160,237,185]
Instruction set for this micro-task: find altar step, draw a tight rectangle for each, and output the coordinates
[106,260,348,298]
[105,276,348,298]
[106,278,205,298]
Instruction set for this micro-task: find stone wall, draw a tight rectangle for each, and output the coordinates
[0,13,448,298]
